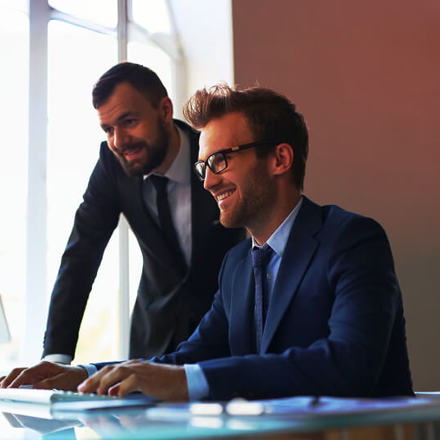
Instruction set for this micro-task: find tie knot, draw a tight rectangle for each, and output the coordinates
[252,245,273,269]
[149,175,169,195]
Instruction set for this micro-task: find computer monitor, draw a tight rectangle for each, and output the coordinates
[0,294,11,344]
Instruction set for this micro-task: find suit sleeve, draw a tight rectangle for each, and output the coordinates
[151,255,232,366]
[159,217,406,400]
[43,143,121,358]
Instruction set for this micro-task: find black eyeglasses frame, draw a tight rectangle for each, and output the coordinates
[194,141,282,181]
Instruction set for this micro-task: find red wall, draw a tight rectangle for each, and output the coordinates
[233,0,440,389]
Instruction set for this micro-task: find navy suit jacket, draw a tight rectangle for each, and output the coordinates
[155,196,413,400]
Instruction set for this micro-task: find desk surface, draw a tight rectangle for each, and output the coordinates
[1,395,440,440]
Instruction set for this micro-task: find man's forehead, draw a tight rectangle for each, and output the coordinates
[97,83,151,123]
[198,112,253,158]
[97,100,127,126]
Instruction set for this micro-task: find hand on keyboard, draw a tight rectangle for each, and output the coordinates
[0,361,88,391]
[78,360,189,401]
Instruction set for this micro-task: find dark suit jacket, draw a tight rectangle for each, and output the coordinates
[43,120,243,359]
[155,196,413,400]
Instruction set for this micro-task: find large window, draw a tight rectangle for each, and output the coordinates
[0,0,180,369]
[47,21,118,364]
[0,1,28,369]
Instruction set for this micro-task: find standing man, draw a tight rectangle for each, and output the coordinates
[4,84,412,401]
[42,63,243,363]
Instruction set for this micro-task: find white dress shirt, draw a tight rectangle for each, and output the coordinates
[143,125,192,265]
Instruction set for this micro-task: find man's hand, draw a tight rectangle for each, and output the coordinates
[78,360,189,401]
[0,361,87,390]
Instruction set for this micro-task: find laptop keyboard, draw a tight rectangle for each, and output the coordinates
[0,388,119,404]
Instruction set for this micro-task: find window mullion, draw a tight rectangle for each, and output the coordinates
[117,0,130,360]
[118,0,128,60]
[24,0,51,363]
[49,8,116,37]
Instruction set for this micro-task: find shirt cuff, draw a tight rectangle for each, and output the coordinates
[184,364,209,401]
[77,364,98,377]
[43,354,72,364]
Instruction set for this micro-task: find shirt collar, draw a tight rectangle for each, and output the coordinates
[252,196,303,258]
[144,124,190,185]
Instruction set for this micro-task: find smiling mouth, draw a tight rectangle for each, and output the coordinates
[119,145,143,160]
[216,189,235,202]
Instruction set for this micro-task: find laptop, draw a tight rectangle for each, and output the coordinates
[0,293,11,344]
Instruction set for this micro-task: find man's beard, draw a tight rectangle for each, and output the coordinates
[115,125,170,177]
[219,160,275,231]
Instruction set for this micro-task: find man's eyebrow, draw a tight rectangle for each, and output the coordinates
[101,111,139,129]
[116,111,138,122]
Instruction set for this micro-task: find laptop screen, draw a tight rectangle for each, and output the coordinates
[0,294,11,344]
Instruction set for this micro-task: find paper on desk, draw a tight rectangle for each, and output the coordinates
[255,396,434,416]
[148,396,435,419]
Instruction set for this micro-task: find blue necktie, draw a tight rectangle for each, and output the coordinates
[149,175,187,276]
[252,245,273,353]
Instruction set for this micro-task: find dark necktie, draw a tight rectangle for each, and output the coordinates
[252,244,274,353]
[149,175,187,276]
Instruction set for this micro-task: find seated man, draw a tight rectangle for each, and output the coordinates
[1,85,413,401]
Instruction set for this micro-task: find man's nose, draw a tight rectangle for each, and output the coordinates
[114,127,129,150]
[203,167,221,191]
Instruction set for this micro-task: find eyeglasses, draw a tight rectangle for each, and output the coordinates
[194,141,280,181]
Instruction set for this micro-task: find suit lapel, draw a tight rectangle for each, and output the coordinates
[261,197,323,353]
[229,249,255,354]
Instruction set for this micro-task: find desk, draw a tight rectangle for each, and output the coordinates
[1,396,440,440]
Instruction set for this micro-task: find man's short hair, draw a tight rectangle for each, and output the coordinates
[183,84,309,190]
[92,62,168,109]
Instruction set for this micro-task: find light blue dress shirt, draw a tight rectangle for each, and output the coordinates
[184,197,303,401]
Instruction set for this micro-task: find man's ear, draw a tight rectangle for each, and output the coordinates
[159,97,173,123]
[270,143,294,176]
